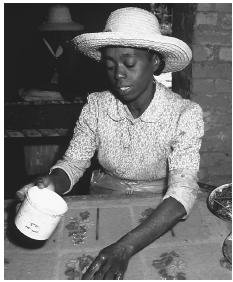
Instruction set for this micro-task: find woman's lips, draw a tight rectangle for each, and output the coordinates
[117,86,131,95]
[120,87,130,91]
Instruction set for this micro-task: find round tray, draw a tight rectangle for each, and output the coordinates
[207,183,232,222]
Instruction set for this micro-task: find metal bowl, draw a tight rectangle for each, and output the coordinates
[207,183,232,222]
[222,232,232,264]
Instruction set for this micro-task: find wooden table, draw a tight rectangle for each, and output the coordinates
[4,190,232,280]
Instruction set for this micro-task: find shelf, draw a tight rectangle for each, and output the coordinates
[4,128,70,138]
[5,99,84,131]
[4,98,84,106]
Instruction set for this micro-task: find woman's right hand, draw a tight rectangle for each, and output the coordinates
[16,175,56,202]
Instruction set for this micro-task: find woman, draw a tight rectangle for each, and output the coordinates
[17,7,204,279]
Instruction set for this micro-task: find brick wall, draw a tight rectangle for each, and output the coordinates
[191,3,232,186]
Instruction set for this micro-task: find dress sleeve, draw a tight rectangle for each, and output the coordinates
[50,93,99,194]
[163,102,204,217]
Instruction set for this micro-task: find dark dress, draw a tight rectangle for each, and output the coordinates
[18,35,108,101]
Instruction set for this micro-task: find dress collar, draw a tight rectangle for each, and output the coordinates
[107,81,167,123]
[43,38,63,58]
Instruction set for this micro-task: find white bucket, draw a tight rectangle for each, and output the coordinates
[15,186,68,240]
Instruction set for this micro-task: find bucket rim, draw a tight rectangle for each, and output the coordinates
[26,186,68,217]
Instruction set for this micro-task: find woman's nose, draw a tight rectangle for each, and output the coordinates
[115,65,126,80]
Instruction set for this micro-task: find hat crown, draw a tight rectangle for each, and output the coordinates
[73,7,192,73]
[46,5,73,24]
[39,4,84,31]
[104,7,161,35]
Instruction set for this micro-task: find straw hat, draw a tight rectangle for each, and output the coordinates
[38,5,84,31]
[73,7,192,73]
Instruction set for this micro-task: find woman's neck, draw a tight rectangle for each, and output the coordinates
[127,81,156,119]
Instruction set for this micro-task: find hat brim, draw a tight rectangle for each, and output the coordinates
[38,22,84,31]
[73,32,192,73]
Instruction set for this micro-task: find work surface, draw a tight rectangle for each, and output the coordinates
[4,191,232,280]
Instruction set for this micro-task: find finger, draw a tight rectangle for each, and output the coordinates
[82,255,106,280]
[36,176,55,191]
[16,183,34,201]
[104,266,125,280]
[93,261,111,280]
[15,203,21,213]
[82,260,100,279]
[35,177,49,189]
[16,190,25,201]
[114,271,124,280]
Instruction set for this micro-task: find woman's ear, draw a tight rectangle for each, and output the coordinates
[152,54,160,71]
[152,53,165,76]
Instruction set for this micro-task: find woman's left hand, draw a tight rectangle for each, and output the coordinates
[82,242,132,280]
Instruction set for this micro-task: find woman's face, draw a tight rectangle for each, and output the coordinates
[102,47,158,105]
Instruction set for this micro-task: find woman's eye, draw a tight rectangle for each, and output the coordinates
[104,60,115,70]
[125,61,136,68]
[106,64,114,71]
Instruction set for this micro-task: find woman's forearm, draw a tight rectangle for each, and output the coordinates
[50,168,71,195]
[117,197,186,256]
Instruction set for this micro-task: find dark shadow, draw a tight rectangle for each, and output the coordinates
[5,200,46,249]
